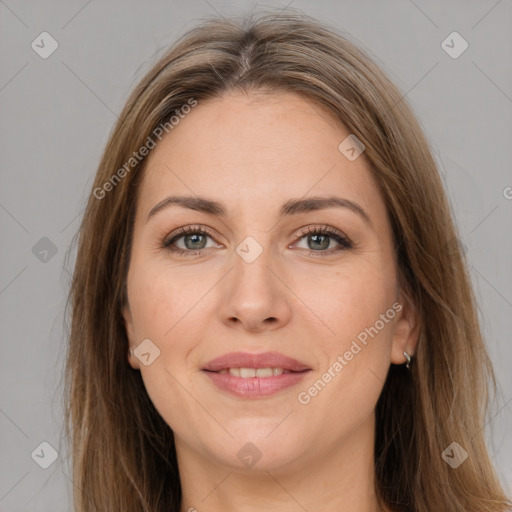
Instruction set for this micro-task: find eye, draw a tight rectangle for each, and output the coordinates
[162,224,353,256]
[293,225,352,253]
[162,226,221,255]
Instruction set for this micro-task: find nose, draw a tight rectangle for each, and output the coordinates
[216,245,292,333]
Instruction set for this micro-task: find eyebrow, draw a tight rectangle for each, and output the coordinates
[147,195,373,228]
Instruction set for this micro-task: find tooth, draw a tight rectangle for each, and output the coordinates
[225,367,287,378]
[240,368,257,378]
[255,367,273,377]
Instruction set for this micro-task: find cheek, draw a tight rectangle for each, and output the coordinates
[290,256,396,341]
[127,257,212,340]
[290,258,396,409]
[126,259,209,432]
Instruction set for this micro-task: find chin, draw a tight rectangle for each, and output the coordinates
[213,428,305,472]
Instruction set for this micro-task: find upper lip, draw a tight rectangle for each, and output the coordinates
[202,351,311,372]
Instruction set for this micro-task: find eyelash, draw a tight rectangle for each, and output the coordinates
[162,224,353,256]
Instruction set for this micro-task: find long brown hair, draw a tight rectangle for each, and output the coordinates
[63,8,512,511]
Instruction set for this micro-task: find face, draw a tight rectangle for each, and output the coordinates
[123,90,417,473]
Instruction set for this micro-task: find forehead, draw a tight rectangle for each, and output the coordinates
[137,90,384,221]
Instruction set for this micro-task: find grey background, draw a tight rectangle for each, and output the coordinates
[1,0,511,510]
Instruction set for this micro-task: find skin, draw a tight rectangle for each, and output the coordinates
[123,90,419,512]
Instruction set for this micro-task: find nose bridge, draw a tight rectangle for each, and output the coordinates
[231,232,279,298]
[216,231,292,331]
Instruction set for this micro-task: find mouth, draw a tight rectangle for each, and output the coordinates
[202,351,311,398]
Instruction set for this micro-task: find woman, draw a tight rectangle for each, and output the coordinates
[64,8,512,512]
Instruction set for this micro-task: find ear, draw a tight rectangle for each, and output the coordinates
[122,302,140,370]
[390,288,420,366]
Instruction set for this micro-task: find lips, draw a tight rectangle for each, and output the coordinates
[202,351,311,398]
[202,351,311,373]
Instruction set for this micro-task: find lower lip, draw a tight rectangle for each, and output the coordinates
[203,370,310,398]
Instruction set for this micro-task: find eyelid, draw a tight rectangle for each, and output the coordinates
[293,224,347,240]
